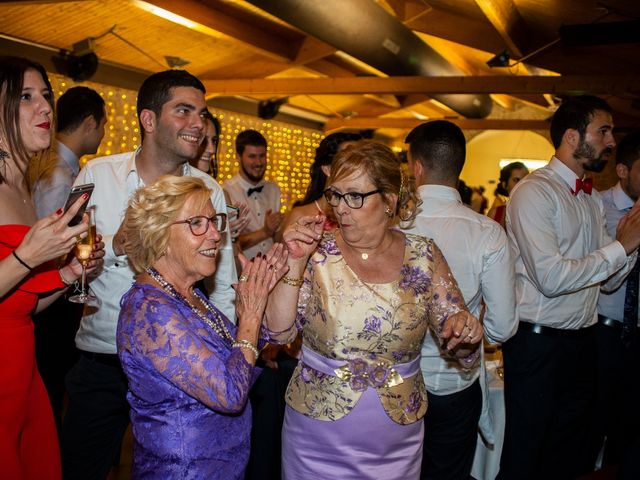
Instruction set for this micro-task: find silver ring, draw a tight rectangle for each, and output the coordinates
[239,274,249,282]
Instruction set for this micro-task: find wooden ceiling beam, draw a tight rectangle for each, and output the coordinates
[324,117,550,132]
[474,0,530,58]
[201,75,640,96]
[134,0,296,62]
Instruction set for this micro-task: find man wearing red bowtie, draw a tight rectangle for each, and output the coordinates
[498,96,640,480]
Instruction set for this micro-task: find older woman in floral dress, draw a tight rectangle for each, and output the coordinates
[265,141,483,479]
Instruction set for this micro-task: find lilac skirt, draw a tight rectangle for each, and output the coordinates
[281,387,424,479]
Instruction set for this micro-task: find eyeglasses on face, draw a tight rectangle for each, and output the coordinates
[323,188,382,209]
[171,213,227,236]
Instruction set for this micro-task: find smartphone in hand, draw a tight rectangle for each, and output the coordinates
[226,204,240,222]
[64,183,95,226]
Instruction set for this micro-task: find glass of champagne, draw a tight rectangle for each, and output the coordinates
[69,207,97,304]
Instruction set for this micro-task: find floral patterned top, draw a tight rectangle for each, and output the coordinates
[278,231,475,425]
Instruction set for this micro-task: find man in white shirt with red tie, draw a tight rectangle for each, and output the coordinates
[223,129,283,259]
[499,96,640,479]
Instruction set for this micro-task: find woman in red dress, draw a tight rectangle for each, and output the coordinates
[0,56,105,480]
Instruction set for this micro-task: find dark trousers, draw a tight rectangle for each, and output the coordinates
[33,296,83,434]
[244,354,298,480]
[497,326,596,480]
[61,353,129,480]
[420,379,482,480]
[588,323,640,468]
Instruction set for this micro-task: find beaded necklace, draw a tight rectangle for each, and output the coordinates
[146,267,233,344]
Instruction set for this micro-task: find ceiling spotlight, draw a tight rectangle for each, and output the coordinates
[165,56,191,69]
[486,50,510,68]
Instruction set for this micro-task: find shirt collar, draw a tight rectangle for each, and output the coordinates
[548,155,581,190]
[125,147,191,190]
[612,181,635,210]
[234,173,264,190]
[417,184,462,203]
[56,140,80,176]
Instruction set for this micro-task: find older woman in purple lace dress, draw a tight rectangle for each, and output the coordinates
[116,176,287,479]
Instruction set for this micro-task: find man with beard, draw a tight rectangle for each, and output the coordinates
[498,96,640,480]
[60,70,237,480]
[589,131,640,471]
[223,129,283,259]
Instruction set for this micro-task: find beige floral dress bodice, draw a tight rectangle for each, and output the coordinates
[284,231,473,425]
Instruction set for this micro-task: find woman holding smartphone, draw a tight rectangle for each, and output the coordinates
[0,56,105,480]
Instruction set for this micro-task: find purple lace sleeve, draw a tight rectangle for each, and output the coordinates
[426,241,480,368]
[119,285,254,414]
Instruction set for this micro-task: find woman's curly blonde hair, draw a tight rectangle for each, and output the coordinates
[328,140,420,222]
[123,175,212,274]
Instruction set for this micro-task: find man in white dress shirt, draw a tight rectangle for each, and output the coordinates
[498,96,640,480]
[405,120,517,480]
[589,131,640,470]
[223,129,283,259]
[60,70,237,480]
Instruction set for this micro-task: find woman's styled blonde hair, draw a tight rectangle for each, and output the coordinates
[123,175,212,274]
[328,140,419,222]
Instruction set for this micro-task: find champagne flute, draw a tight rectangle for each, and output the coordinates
[69,207,97,304]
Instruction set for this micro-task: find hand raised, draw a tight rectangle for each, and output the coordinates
[282,214,324,261]
[16,194,90,268]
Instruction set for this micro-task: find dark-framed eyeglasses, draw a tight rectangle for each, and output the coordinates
[171,213,227,236]
[323,188,382,209]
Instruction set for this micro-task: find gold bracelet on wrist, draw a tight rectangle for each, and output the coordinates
[281,275,304,287]
[232,340,259,358]
[59,268,76,286]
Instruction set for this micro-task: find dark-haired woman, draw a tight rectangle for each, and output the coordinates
[487,161,529,228]
[0,56,104,479]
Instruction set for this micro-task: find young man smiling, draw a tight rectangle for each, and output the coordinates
[60,70,237,480]
[223,129,283,259]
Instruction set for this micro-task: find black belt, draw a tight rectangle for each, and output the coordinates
[518,321,593,338]
[597,314,623,331]
[80,350,121,368]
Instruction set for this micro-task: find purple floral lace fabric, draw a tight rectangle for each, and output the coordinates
[117,283,259,479]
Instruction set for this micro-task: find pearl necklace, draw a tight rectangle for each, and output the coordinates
[146,267,233,344]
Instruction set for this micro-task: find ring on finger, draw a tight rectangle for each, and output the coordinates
[75,235,82,243]
[239,274,249,282]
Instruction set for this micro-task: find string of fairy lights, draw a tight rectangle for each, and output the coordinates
[47,73,323,211]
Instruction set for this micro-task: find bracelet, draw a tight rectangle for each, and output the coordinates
[232,340,260,358]
[58,268,75,286]
[12,250,33,271]
[281,275,303,287]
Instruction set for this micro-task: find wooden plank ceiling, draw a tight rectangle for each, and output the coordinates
[1,0,639,143]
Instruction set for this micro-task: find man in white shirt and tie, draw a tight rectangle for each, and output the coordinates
[404,120,517,480]
[61,70,237,480]
[223,129,283,259]
[499,96,640,480]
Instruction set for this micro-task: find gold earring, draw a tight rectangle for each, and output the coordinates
[384,206,392,216]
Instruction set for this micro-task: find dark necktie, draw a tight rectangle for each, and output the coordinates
[247,185,264,196]
[622,257,640,347]
[572,177,593,196]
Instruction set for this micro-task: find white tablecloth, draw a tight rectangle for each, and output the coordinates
[471,361,505,480]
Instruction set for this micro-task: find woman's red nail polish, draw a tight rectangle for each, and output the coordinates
[55,208,63,215]
[82,193,89,199]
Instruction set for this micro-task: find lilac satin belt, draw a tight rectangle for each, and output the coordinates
[301,345,421,391]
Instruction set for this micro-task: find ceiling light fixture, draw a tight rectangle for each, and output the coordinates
[486,50,511,68]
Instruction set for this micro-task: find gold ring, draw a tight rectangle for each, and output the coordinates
[239,274,249,282]
[75,235,82,243]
